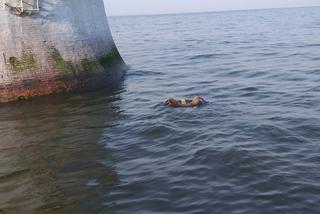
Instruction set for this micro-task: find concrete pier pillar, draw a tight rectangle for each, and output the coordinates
[0,0,126,103]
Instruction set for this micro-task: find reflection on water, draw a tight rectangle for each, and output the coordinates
[0,87,123,213]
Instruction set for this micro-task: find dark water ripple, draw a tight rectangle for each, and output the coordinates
[1,6,320,214]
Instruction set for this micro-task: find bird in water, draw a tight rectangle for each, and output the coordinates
[164,96,208,107]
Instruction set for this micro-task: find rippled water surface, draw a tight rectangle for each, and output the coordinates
[1,7,320,213]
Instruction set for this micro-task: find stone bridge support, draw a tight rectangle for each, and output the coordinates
[0,0,126,103]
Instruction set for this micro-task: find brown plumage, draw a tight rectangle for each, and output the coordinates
[164,96,208,107]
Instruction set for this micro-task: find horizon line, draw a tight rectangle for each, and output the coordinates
[107,5,320,17]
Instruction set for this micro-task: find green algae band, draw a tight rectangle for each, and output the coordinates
[0,0,126,103]
[8,53,38,74]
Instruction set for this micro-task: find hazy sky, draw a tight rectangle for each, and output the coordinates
[104,0,320,16]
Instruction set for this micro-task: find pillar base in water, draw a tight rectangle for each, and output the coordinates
[0,64,126,103]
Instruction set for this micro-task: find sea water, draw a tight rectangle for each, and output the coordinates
[1,7,320,213]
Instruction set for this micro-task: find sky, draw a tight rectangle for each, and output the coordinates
[104,0,320,16]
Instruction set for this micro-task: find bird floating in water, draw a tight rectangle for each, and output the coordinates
[164,96,208,107]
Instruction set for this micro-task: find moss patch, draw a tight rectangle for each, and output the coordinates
[98,48,122,67]
[80,59,99,71]
[51,48,76,74]
[8,53,38,73]
[50,47,123,75]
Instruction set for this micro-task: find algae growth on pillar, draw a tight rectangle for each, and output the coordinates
[0,0,126,103]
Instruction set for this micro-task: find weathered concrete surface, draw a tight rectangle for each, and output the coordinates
[0,0,126,103]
